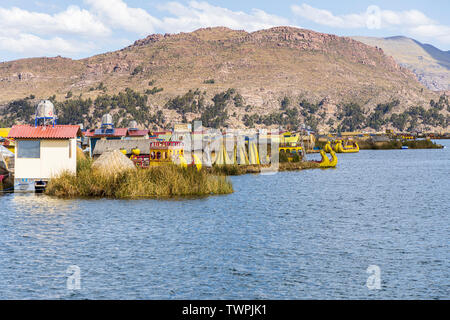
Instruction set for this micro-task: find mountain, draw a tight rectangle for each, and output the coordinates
[351,36,450,91]
[0,27,448,132]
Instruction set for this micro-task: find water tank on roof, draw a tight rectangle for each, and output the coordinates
[101,114,113,127]
[35,100,57,126]
[129,120,138,129]
[36,100,55,118]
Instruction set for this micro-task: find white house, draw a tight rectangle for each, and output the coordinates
[8,125,81,192]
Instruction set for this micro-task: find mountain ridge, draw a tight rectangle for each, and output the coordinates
[351,35,450,92]
[0,26,448,131]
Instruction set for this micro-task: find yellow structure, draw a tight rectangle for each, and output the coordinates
[215,143,233,165]
[279,144,303,162]
[235,143,249,165]
[280,132,299,144]
[323,142,333,153]
[192,154,202,171]
[0,128,15,153]
[334,140,359,153]
[178,154,188,168]
[0,128,10,138]
[318,150,338,168]
[147,141,186,167]
[279,133,304,161]
[248,141,260,165]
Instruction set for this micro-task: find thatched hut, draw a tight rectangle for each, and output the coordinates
[92,150,136,175]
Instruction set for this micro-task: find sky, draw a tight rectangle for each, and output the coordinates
[0,0,449,62]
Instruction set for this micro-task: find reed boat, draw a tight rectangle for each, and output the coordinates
[334,140,359,153]
[310,150,338,168]
[319,150,338,168]
[323,141,333,153]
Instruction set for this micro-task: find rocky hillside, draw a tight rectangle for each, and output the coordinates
[0,27,448,132]
[352,36,450,92]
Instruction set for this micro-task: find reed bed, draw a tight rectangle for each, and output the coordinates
[358,139,443,150]
[46,159,233,199]
[402,139,443,149]
[210,161,320,176]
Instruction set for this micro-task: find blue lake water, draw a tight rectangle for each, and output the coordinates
[0,140,449,299]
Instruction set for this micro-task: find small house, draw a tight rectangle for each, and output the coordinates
[84,127,128,157]
[125,120,149,140]
[149,131,172,142]
[8,125,81,192]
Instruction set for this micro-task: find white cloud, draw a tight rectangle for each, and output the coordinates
[157,1,290,33]
[291,3,450,44]
[409,24,450,44]
[291,4,435,29]
[1,1,448,60]
[0,33,92,57]
[84,0,160,35]
[0,5,110,37]
[83,0,290,35]
[291,4,366,28]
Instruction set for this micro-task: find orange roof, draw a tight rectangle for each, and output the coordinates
[8,125,81,139]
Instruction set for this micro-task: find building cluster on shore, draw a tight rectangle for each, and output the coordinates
[0,100,446,194]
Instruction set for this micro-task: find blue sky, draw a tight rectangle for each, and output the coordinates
[0,0,449,62]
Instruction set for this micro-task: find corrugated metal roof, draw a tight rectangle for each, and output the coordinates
[93,139,150,156]
[8,125,81,139]
[84,128,128,137]
[127,129,149,137]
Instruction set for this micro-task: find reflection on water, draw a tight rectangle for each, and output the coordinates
[11,193,78,214]
[0,140,449,299]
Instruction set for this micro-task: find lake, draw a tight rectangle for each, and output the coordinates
[0,140,448,299]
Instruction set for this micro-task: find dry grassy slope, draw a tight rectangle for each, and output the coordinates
[0,26,440,128]
[352,36,450,91]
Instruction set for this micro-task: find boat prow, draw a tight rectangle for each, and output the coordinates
[310,150,338,168]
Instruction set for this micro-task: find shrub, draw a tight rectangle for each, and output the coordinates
[131,66,144,76]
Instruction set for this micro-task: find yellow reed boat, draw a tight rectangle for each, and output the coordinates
[323,141,333,153]
[318,150,338,168]
[334,140,359,153]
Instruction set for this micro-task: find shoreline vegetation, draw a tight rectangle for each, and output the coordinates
[357,139,443,150]
[210,161,321,176]
[46,158,233,199]
[314,138,443,150]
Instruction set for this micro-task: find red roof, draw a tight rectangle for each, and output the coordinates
[127,129,149,137]
[84,128,128,138]
[8,125,81,139]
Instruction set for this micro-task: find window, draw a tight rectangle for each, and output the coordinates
[18,140,40,158]
[69,140,72,158]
